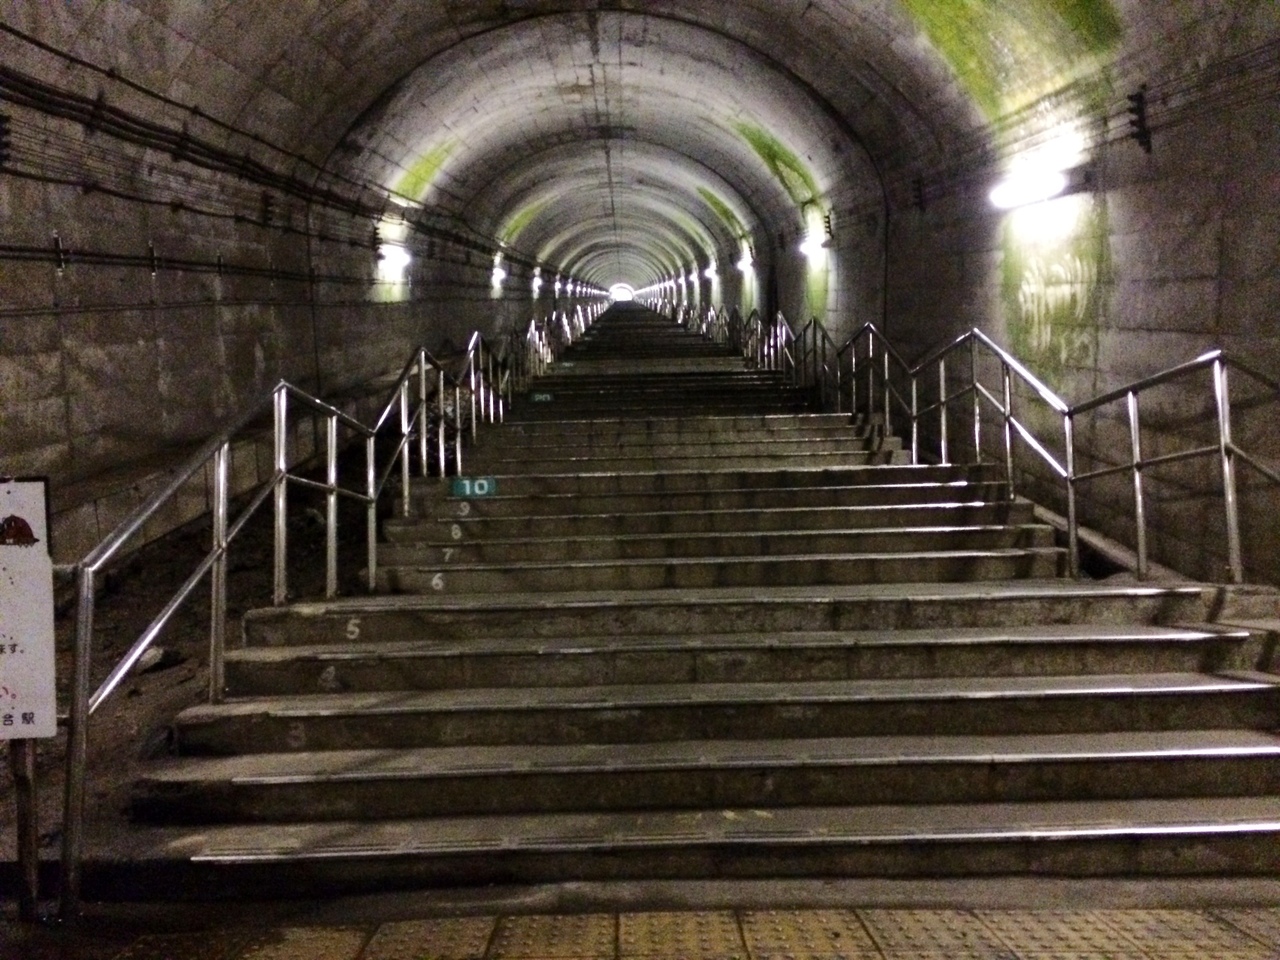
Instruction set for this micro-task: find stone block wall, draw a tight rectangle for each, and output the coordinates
[883,29,1280,584]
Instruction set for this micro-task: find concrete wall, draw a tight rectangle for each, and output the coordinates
[0,170,584,563]
[883,32,1280,583]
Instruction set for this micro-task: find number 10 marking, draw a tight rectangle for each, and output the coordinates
[452,477,497,498]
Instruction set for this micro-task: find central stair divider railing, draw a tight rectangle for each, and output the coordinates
[796,317,842,410]
[57,330,512,918]
[833,322,1280,586]
[760,311,799,382]
[834,322,916,444]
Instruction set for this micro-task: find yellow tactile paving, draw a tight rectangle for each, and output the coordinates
[1214,907,1280,949]
[109,930,252,960]
[618,910,745,959]
[57,907,1280,960]
[489,913,616,959]
[360,917,497,960]
[235,926,369,960]
[740,908,879,958]
[858,909,1010,955]
[977,910,1141,955]
[1090,909,1275,956]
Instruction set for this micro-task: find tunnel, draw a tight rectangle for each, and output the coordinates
[0,3,1278,578]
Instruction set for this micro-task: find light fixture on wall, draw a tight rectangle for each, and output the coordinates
[990,122,1092,210]
[989,164,1096,210]
[989,169,1069,209]
[737,243,754,273]
[377,243,411,283]
[799,206,831,261]
[704,262,718,280]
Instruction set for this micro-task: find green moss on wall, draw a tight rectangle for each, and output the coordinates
[1053,0,1123,51]
[1001,195,1110,382]
[500,198,551,245]
[697,187,745,236]
[393,140,457,201]
[735,122,821,206]
[897,0,1123,117]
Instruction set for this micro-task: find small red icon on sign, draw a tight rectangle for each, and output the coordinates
[0,516,38,546]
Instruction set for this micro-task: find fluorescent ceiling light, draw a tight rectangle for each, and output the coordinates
[989,169,1069,210]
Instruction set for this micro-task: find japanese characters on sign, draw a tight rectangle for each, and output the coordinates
[0,479,57,739]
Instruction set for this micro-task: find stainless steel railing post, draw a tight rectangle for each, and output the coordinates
[399,379,412,517]
[209,441,229,702]
[1002,361,1015,499]
[468,353,478,443]
[454,382,463,475]
[417,352,429,478]
[58,565,96,919]
[1214,358,1244,583]
[882,350,891,436]
[273,387,289,606]
[911,376,919,465]
[1127,390,1149,580]
[437,369,447,479]
[938,357,950,465]
[866,338,876,418]
[325,413,338,599]
[848,346,857,418]
[1065,412,1080,577]
[970,337,982,462]
[366,434,377,593]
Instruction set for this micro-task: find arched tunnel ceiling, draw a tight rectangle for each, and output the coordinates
[465,140,770,289]
[340,11,885,288]
[12,0,1203,289]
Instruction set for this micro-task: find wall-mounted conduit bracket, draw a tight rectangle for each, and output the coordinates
[1127,85,1153,154]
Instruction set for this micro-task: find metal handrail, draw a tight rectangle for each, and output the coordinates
[832,322,1280,586]
[832,322,916,441]
[57,326,513,918]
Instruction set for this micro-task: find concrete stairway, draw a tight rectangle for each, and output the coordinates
[126,303,1280,896]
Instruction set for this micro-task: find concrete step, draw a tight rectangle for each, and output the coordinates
[243,583,1216,646]
[134,730,1280,823]
[411,482,1018,521]
[457,449,910,473]
[97,796,1280,896]
[391,503,1035,547]
[222,625,1259,697]
[468,435,893,463]
[415,464,980,498]
[550,357,746,373]
[480,412,871,438]
[375,524,1057,566]
[175,672,1279,755]
[472,430,882,456]
[390,503,1038,545]
[375,547,1066,593]
[507,402,814,422]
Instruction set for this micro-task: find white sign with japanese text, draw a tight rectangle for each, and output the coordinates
[0,480,57,739]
